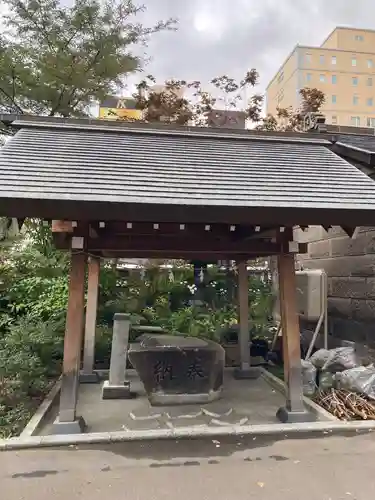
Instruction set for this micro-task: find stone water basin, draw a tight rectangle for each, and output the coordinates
[128,334,225,406]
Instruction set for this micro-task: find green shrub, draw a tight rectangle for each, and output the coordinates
[0,316,64,437]
[4,276,68,322]
[94,324,113,368]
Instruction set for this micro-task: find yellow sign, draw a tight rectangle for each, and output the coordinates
[99,108,142,121]
[99,96,143,121]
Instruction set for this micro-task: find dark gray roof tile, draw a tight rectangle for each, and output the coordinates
[1,125,375,211]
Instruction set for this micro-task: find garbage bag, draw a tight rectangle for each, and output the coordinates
[322,347,358,373]
[301,359,317,397]
[310,349,331,369]
[334,365,375,400]
[319,371,335,391]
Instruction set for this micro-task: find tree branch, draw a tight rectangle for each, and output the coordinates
[0,87,24,114]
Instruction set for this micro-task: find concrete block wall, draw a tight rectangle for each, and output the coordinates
[295,226,375,347]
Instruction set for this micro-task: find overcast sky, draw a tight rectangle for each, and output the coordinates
[132,0,375,94]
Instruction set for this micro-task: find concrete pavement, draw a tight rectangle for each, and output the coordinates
[1,431,375,499]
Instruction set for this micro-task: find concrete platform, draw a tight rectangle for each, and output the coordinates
[37,368,325,436]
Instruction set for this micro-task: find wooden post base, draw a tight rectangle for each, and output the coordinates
[51,416,86,435]
[233,366,261,380]
[276,406,315,423]
[101,380,132,400]
[79,371,100,384]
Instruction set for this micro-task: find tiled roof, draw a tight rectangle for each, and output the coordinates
[1,119,375,212]
[336,134,375,154]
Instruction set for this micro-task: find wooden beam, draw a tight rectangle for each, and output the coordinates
[82,256,100,378]
[52,220,74,233]
[277,252,306,421]
[55,234,307,255]
[246,226,289,240]
[101,250,276,260]
[58,251,87,423]
[84,222,265,241]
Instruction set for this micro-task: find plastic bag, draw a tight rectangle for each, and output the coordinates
[319,371,334,391]
[322,347,358,373]
[334,365,375,400]
[310,349,331,370]
[301,359,317,397]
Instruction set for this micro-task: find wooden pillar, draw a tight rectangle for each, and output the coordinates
[53,251,87,433]
[81,256,100,382]
[276,252,310,422]
[238,260,250,370]
[234,260,259,379]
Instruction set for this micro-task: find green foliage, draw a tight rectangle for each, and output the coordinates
[0,0,175,116]
[256,87,326,132]
[0,221,69,324]
[98,265,274,342]
[0,316,64,438]
[0,219,69,437]
[5,275,68,321]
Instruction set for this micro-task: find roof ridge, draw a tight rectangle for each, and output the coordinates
[9,118,330,146]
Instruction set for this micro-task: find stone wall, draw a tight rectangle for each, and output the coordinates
[295,226,375,347]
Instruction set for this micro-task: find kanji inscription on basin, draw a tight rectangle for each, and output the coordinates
[128,335,225,406]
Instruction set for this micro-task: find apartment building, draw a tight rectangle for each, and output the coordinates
[266,27,375,128]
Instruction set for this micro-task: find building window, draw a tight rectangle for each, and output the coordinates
[331,56,337,65]
[367,98,373,106]
[319,74,325,82]
[351,116,360,126]
[332,116,338,125]
[332,75,337,84]
[353,95,359,105]
[367,117,375,127]
[305,53,312,63]
[352,57,357,66]
[368,59,374,68]
[320,55,325,64]
[352,77,358,86]
[306,73,312,82]
[332,95,337,104]
[355,34,364,41]
[368,77,373,86]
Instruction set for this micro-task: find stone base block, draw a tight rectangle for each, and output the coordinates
[276,406,315,423]
[51,415,86,435]
[150,389,222,407]
[79,371,100,384]
[233,366,261,380]
[101,380,132,400]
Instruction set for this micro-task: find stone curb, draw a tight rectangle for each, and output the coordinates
[20,378,62,438]
[2,419,375,451]
[3,367,373,451]
[259,368,338,422]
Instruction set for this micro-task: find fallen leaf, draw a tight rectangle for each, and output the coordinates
[293,460,300,464]
[257,482,265,488]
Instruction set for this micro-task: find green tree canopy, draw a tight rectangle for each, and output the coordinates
[0,0,175,117]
